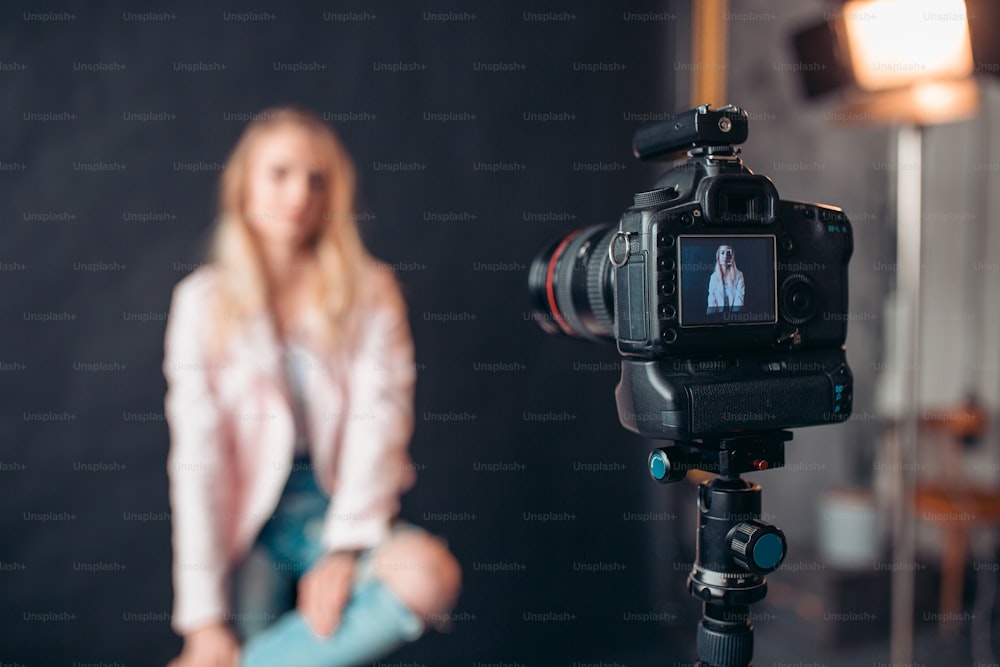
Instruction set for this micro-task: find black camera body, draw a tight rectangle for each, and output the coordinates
[530,104,853,442]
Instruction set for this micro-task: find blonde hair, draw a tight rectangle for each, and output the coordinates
[208,107,371,355]
[713,245,740,290]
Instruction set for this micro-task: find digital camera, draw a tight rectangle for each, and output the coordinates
[528,104,853,442]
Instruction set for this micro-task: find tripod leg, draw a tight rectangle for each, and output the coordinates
[697,603,753,667]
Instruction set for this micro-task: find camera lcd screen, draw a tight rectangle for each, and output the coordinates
[677,235,777,327]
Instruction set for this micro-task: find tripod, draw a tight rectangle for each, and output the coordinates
[649,431,791,667]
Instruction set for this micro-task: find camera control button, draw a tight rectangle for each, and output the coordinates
[661,328,678,344]
[659,304,676,320]
[657,233,675,248]
[657,256,676,271]
[658,280,676,296]
[680,212,694,226]
[779,236,794,254]
[780,274,819,325]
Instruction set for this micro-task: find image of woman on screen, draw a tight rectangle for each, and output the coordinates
[706,244,745,314]
[163,107,460,667]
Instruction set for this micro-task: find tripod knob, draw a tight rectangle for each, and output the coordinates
[728,521,786,575]
[648,447,689,483]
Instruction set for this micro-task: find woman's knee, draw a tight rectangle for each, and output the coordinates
[370,532,461,618]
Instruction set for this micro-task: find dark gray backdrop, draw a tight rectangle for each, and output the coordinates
[0,2,698,665]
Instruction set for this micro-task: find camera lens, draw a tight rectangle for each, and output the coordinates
[780,275,819,325]
[528,225,616,341]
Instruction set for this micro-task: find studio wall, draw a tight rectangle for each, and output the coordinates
[1,3,694,664]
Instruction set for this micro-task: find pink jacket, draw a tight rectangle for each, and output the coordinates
[163,263,417,634]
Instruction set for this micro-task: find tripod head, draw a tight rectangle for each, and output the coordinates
[647,431,791,667]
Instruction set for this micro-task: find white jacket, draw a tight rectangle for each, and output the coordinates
[163,263,416,634]
[707,270,745,309]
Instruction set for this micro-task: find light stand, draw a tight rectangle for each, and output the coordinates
[791,2,982,661]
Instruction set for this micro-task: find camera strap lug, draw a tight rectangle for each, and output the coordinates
[609,231,632,267]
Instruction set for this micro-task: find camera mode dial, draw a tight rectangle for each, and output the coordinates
[634,187,678,208]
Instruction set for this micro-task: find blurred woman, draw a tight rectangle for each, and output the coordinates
[163,107,460,667]
[706,243,745,313]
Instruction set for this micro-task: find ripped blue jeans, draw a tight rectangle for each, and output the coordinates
[232,459,423,667]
